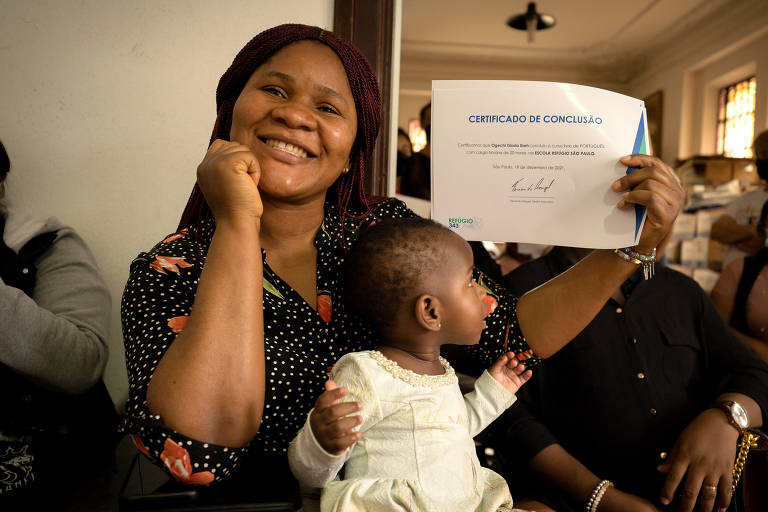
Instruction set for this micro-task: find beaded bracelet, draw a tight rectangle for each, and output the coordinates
[586,479,613,512]
[614,246,657,280]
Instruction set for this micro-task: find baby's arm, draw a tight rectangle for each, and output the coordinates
[464,352,532,437]
[288,380,360,488]
[288,354,382,488]
[488,352,533,394]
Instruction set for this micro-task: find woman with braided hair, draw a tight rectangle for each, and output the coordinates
[121,23,684,501]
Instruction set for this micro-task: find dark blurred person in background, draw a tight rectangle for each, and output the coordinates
[395,127,413,194]
[711,198,768,362]
[401,102,431,199]
[492,245,768,512]
[711,130,768,267]
[0,139,116,507]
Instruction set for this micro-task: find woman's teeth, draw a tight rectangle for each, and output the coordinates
[265,139,308,158]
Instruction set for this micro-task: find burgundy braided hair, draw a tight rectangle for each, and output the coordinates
[177,24,385,233]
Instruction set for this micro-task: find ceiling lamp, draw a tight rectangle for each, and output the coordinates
[507,2,556,43]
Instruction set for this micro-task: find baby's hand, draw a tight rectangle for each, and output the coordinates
[309,380,363,455]
[487,352,532,394]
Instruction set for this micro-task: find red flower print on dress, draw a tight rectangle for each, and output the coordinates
[515,349,534,360]
[150,256,193,275]
[162,228,188,243]
[482,295,498,318]
[317,292,332,323]
[168,315,189,333]
[477,274,498,318]
[131,434,151,458]
[160,438,214,485]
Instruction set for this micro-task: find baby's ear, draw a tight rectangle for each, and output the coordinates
[414,294,441,331]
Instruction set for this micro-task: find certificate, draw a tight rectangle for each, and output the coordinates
[431,80,649,249]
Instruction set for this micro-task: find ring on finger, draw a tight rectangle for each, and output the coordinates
[701,484,718,496]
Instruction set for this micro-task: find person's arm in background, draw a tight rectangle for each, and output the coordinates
[710,215,760,247]
[526,445,663,512]
[517,155,684,358]
[657,392,762,512]
[0,226,109,393]
[710,259,768,362]
[498,401,662,512]
[730,331,768,362]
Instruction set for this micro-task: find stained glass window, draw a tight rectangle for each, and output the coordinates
[716,76,756,158]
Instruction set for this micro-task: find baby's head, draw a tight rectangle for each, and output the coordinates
[345,218,489,344]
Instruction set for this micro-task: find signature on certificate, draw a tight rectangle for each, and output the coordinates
[510,177,556,194]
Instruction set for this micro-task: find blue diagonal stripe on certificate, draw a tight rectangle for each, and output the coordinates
[626,111,647,239]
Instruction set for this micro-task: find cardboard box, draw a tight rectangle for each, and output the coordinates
[678,236,724,270]
[733,161,760,185]
[707,239,725,270]
[695,208,726,237]
[692,268,721,294]
[664,239,681,263]
[702,160,733,182]
[680,238,708,268]
[676,156,755,186]
[668,263,694,277]
[673,213,697,240]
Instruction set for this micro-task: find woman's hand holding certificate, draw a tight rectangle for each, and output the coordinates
[612,153,683,254]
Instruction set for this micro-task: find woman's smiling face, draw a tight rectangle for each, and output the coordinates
[229,40,358,205]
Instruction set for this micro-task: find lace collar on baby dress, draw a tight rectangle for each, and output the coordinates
[369,350,458,389]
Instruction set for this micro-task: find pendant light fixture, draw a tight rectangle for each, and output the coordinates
[507,2,556,43]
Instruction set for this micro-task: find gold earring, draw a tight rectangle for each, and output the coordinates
[438,322,442,329]
[342,165,350,174]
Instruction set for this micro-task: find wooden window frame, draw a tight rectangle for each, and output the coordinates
[334,0,395,196]
[716,76,756,157]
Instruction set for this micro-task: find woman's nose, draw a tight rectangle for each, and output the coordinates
[272,101,317,131]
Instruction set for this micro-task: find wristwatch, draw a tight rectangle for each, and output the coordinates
[714,400,749,434]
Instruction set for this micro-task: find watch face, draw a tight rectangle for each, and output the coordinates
[732,402,749,429]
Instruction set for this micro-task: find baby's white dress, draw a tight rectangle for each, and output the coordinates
[288,350,523,512]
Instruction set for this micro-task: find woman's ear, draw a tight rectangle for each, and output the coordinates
[414,295,441,331]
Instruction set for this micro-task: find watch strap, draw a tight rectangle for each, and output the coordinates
[713,400,747,434]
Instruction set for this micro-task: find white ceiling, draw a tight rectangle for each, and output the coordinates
[400,0,736,87]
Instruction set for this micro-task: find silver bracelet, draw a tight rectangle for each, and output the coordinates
[586,479,613,512]
[614,247,657,280]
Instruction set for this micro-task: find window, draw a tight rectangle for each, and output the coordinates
[716,76,756,158]
[408,119,427,153]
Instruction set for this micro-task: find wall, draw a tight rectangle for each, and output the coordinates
[625,1,768,163]
[0,0,334,408]
[398,0,768,165]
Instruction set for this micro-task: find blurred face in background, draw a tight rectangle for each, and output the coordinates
[397,132,412,157]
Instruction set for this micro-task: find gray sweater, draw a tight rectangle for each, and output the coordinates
[0,199,110,394]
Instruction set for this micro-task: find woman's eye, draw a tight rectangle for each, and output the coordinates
[318,104,340,115]
[263,86,285,98]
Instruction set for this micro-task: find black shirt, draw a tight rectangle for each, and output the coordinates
[493,247,768,506]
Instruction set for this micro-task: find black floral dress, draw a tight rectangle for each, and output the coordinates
[120,198,535,485]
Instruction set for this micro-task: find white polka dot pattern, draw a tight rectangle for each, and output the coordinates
[120,199,535,484]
